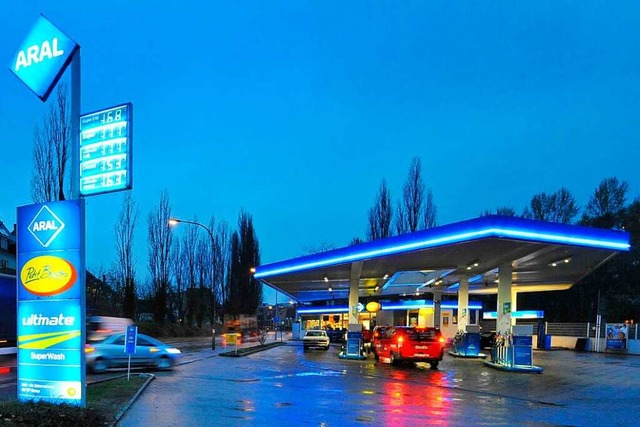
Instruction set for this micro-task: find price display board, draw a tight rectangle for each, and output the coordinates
[79,103,132,196]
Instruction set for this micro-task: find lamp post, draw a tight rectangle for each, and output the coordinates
[169,217,216,350]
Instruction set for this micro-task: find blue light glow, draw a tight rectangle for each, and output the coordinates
[255,216,630,278]
[297,300,483,314]
[482,310,544,319]
[298,306,348,314]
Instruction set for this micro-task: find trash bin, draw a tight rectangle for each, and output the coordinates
[575,338,588,352]
[537,334,551,350]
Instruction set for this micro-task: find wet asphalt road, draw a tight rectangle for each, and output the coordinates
[117,343,640,427]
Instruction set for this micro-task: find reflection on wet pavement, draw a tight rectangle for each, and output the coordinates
[119,344,640,426]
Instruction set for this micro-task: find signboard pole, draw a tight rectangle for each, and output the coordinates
[125,326,138,381]
[70,49,80,200]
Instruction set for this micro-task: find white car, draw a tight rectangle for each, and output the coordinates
[303,330,330,351]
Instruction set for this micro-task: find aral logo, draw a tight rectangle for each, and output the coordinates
[28,205,65,247]
[20,255,77,296]
[14,38,64,72]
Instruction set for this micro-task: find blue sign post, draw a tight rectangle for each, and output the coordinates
[17,200,86,406]
[125,325,137,380]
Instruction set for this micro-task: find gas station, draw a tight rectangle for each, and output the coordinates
[255,215,630,371]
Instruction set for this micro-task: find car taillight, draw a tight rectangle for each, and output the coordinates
[397,336,404,347]
[438,337,445,344]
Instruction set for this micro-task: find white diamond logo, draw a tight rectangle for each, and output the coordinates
[28,205,66,248]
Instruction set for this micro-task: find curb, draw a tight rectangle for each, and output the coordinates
[112,373,155,426]
[219,342,287,357]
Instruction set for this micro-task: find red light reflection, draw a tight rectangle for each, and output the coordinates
[380,367,454,426]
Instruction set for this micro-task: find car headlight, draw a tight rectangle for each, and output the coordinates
[166,348,181,354]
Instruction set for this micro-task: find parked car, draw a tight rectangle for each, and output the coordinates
[374,326,445,369]
[85,332,181,373]
[371,325,390,357]
[303,330,330,351]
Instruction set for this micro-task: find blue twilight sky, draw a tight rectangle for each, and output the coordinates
[2,2,640,303]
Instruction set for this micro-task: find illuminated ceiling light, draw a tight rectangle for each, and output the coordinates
[550,257,572,267]
[250,267,256,274]
[383,273,389,280]
[324,276,328,282]
[328,286,332,292]
[466,260,480,270]
[374,286,380,292]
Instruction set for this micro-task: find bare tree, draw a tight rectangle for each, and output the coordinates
[195,238,209,328]
[227,210,261,315]
[114,192,139,320]
[396,157,425,234]
[31,84,70,202]
[522,188,578,224]
[553,188,579,223]
[182,218,200,327]
[349,236,364,245]
[367,179,393,241]
[586,177,629,218]
[496,207,517,216]
[422,189,437,229]
[481,207,517,216]
[214,220,230,322]
[147,190,173,323]
[170,240,187,323]
[302,241,335,255]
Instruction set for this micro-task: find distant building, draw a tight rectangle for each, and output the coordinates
[0,220,16,275]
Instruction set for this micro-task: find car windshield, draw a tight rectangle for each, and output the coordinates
[306,331,325,337]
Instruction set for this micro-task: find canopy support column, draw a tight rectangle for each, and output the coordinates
[348,261,363,329]
[433,291,442,328]
[496,263,513,334]
[458,276,469,332]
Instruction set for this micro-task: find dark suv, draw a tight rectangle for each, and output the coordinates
[374,326,445,369]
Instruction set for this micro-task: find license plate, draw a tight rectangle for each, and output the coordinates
[415,345,429,349]
[414,353,427,357]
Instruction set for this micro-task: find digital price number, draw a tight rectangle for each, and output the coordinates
[79,103,132,196]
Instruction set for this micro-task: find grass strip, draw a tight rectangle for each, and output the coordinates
[0,374,148,426]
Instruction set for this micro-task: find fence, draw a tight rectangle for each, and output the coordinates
[480,321,640,354]
[480,321,639,340]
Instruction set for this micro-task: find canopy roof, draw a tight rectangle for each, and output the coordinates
[255,216,630,302]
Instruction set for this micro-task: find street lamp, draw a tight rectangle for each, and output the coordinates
[169,217,217,350]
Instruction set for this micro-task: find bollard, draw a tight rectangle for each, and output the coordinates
[212,328,216,350]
